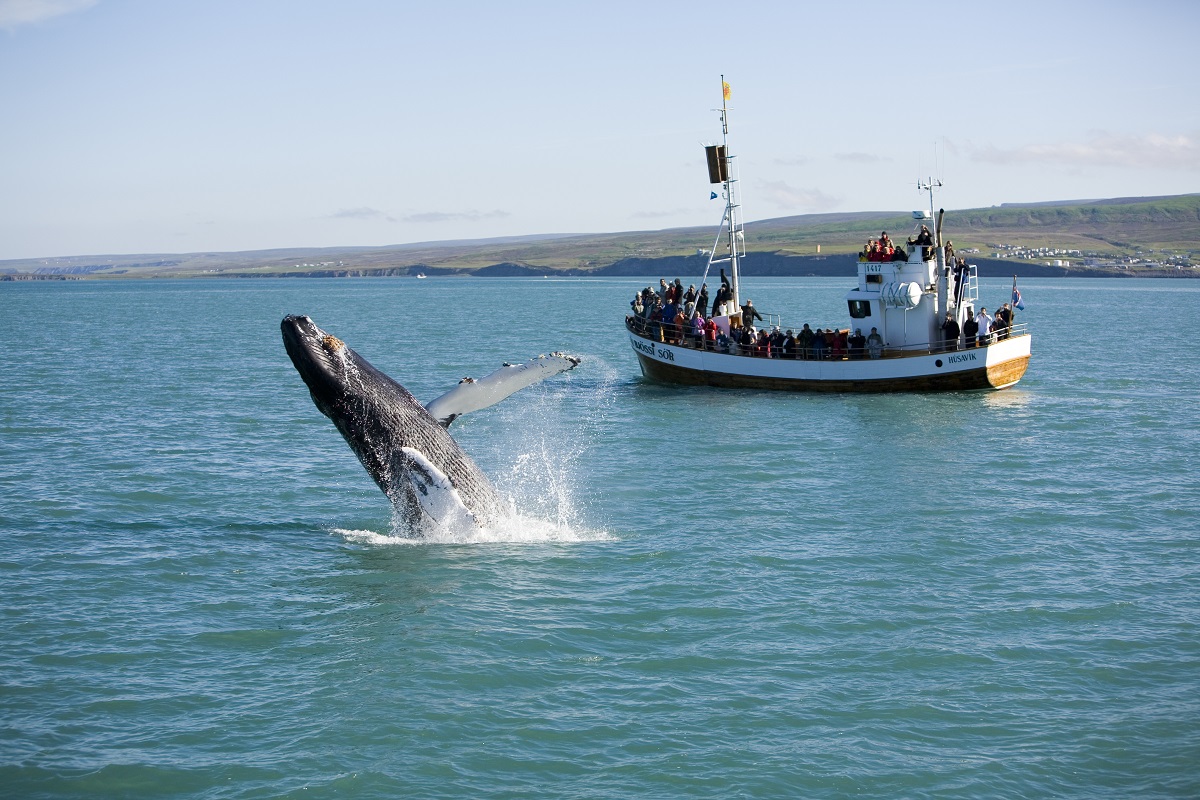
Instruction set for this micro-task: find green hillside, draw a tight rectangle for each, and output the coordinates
[4,195,1198,279]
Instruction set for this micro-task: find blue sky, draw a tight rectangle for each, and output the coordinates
[1,0,1197,260]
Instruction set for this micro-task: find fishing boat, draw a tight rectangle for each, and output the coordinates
[624,79,1032,392]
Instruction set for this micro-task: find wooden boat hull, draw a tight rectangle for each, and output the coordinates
[630,333,1031,392]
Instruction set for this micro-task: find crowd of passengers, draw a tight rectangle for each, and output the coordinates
[626,273,887,360]
[949,303,1017,349]
[627,270,1021,358]
[858,226,950,263]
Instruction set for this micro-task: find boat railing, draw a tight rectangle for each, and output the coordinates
[626,315,1029,360]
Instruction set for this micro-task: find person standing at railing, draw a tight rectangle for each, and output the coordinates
[941,313,960,352]
[830,330,846,360]
[797,324,814,360]
[781,330,796,359]
[812,328,827,360]
[867,328,884,359]
[973,307,994,347]
[849,328,866,359]
[994,303,1011,340]
[962,307,978,347]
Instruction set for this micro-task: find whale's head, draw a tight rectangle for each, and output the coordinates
[280,314,357,406]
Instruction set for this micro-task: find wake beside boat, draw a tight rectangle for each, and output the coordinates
[624,78,1032,393]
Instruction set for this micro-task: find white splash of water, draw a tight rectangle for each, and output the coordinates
[330,351,623,548]
[331,514,614,547]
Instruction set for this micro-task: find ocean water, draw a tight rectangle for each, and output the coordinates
[1,276,1197,799]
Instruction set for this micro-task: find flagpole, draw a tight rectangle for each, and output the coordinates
[1011,274,1018,328]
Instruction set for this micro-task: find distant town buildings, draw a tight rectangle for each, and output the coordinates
[986,243,1195,270]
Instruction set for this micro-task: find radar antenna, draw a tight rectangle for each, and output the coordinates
[918,177,942,216]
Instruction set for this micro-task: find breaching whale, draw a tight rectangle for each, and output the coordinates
[281,314,580,531]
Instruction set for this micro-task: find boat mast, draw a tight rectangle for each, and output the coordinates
[702,76,744,315]
[720,76,743,312]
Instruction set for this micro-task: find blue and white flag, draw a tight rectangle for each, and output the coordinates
[710,191,718,200]
[1012,289,1025,310]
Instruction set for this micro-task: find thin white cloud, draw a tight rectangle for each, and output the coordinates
[331,207,395,222]
[401,210,510,224]
[630,208,690,220]
[973,132,1200,170]
[0,0,97,30]
[756,180,839,212]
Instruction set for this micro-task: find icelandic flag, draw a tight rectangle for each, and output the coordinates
[1012,289,1025,310]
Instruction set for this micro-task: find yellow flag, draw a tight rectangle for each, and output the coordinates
[722,81,731,101]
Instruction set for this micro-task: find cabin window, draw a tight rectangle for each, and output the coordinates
[866,274,882,285]
[848,300,871,319]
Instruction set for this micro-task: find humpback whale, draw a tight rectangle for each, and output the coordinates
[281,315,580,531]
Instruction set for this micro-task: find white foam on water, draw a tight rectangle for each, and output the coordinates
[331,513,614,547]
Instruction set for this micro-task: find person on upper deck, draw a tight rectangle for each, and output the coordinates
[910,225,934,247]
[953,258,969,305]
[741,299,763,327]
[698,284,709,318]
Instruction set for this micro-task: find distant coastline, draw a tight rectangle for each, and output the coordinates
[3,194,1197,280]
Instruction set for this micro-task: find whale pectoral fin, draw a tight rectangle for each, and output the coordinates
[398,447,479,529]
[424,353,581,427]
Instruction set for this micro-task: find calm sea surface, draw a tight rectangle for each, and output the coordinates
[1,276,1197,798]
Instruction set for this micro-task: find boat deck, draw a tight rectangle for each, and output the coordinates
[625,316,1030,360]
